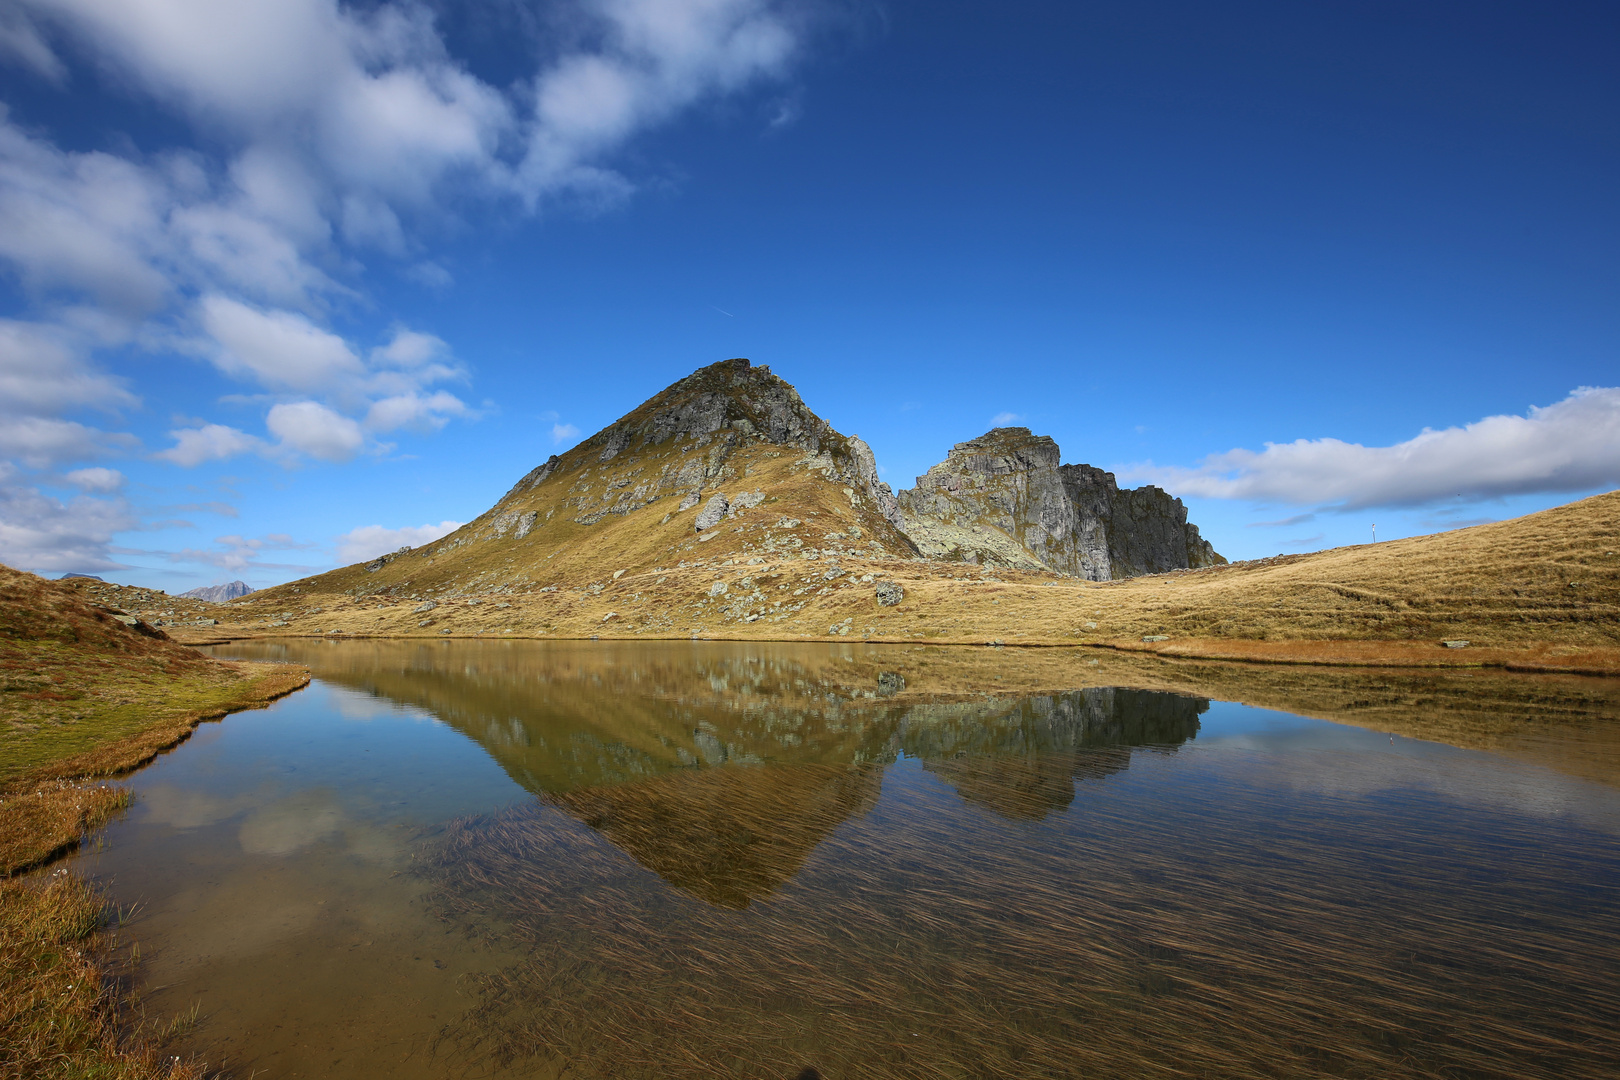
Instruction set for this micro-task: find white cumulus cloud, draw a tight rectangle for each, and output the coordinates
[0,467,136,572]
[199,295,367,395]
[335,520,462,564]
[1129,387,1620,510]
[155,423,267,467]
[266,401,365,462]
[64,466,124,492]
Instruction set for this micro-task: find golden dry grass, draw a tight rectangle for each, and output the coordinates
[0,873,208,1080]
[205,485,1620,675]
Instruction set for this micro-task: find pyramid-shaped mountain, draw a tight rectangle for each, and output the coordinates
[232,358,1222,640]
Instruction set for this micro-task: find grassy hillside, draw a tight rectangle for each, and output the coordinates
[191,487,1620,673]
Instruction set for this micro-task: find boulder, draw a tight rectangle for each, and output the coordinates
[695,493,730,531]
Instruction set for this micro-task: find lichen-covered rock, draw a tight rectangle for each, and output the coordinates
[695,493,730,531]
[896,427,1223,580]
[875,581,905,606]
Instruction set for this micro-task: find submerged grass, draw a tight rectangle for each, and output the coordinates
[0,873,205,1080]
[424,751,1620,1080]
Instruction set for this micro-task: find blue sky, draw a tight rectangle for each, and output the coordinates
[2,0,1616,588]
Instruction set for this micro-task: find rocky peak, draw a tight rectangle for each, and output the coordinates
[897,427,1222,580]
[420,358,910,567]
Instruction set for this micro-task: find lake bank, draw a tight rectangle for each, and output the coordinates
[1,564,311,1080]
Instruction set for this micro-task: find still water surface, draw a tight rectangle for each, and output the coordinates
[70,641,1620,1079]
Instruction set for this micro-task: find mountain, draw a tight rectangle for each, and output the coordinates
[181,580,255,603]
[208,358,1620,667]
[896,426,1223,579]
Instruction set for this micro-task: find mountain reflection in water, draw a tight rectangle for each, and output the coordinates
[227,639,1204,904]
[197,640,1620,1080]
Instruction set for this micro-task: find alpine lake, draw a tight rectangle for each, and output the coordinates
[65,639,1620,1080]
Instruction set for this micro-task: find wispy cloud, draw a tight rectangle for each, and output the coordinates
[991,411,1022,427]
[335,520,462,564]
[552,422,582,445]
[1247,512,1316,529]
[167,532,319,574]
[1126,387,1620,510]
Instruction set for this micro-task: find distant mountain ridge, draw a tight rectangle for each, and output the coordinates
[182,580,255,603]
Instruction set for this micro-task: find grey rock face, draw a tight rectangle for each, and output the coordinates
[501,455,560,500]
[695,493,729,531]
[896,427,1223,580]
[726,489,766,515]
[181,579,255,602]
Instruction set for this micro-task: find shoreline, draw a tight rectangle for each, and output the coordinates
[1,660,311,1080]
[176,628,1620,678]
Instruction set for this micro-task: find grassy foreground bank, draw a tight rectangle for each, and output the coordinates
[1,563,308,1080]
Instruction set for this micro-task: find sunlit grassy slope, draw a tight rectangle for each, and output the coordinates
[199,481,1620,672]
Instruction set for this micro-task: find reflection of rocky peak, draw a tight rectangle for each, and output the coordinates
[548,763,882,909]
[912,687,1206,820]
[896,426,1223,580]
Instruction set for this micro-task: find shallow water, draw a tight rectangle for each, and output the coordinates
[69,640,1620,1079]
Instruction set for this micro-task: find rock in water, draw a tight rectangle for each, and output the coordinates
[896,427,1222,580]
[695,493,730,531]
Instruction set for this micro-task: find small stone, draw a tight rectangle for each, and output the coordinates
[1142,634,1170,643]
[418,619,433,627]
[1083,620,1098,629]
[602,612,618,621]
[612,569,627,580]
[678,492,701,512]
[707,581,729,597]
[413,601,436,613]
[1441,640,1470,649]
[875,581,905,607]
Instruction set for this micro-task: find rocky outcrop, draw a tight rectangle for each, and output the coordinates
[897,427,1222,580]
